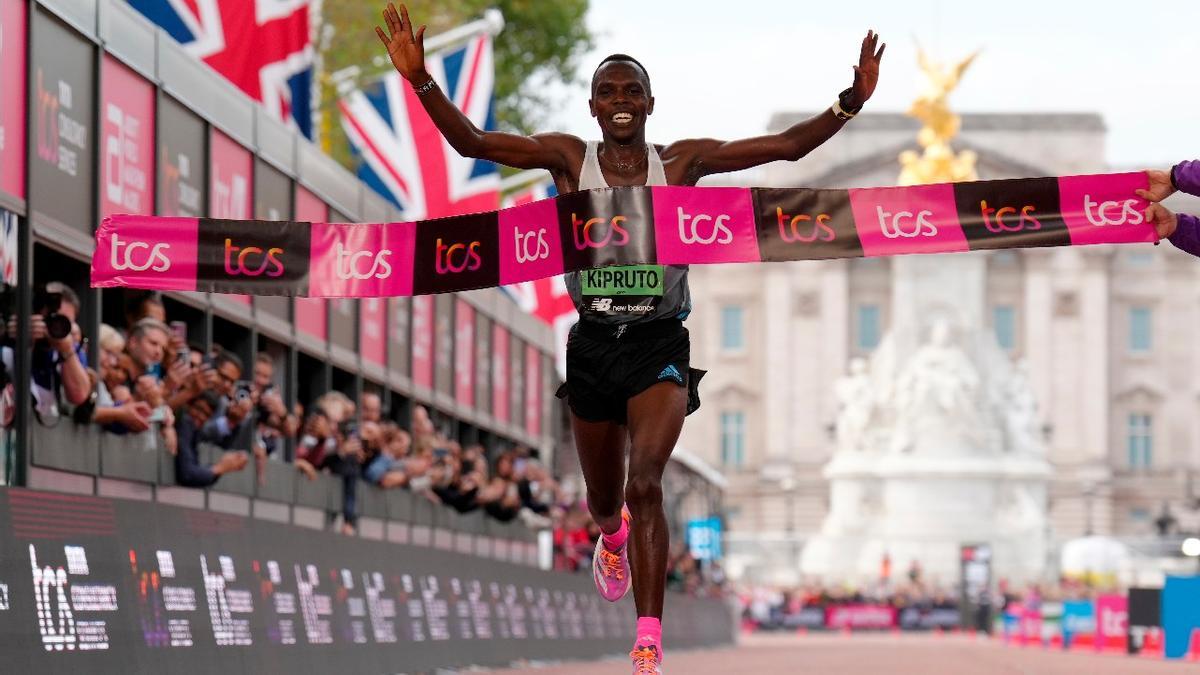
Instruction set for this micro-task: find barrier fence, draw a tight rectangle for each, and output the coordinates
[0,486,735,673]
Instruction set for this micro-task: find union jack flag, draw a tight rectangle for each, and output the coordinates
[127,0,314,138]
[338,34,499,220]
[500,177,575,379]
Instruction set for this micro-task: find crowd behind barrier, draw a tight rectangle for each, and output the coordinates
[4,281,567,548]
[738,574,1200,660]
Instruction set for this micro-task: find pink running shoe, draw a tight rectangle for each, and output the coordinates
[592,508,632,602]
[629,642,663,674]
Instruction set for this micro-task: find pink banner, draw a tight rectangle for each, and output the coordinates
[492,324,510,423]
[210,128,253,305]
[410,295,434,390]
[93,174,1159,297]
[652,185,760,264]
[308,222,415,298]
[209,130,252,220]
[93,216,198,292]
[525,344,541,437]
[454,300,475,408]
[359,297,386,367]
[101,56,154,219]
[850,183,969,257]
[1020,607,1043,643]
[294,186,327,339]
[825,605,897,630]
[0,0,25,200]
[1096,595,1128,651]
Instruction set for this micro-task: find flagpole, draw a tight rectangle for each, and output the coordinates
[331,9,505,96]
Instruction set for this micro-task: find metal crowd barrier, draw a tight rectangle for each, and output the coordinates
[28,420,542,565]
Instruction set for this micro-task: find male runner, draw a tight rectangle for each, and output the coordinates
[376,5,884,671]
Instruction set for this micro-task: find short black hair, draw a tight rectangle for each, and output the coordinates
[214,349,244,375]
[592,53,651,92]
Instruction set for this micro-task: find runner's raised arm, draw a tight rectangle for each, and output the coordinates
[375,2,581,173]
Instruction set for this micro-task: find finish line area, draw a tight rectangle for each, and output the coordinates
[488,632,1192,675]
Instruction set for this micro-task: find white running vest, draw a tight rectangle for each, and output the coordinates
[564,141,691,325]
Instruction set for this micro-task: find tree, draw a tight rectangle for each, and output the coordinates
[317,0,594,169]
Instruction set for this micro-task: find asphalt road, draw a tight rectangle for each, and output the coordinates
[484,632,1196,674]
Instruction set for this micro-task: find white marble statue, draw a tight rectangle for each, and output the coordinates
[834,358,874,452]
[1003,359,1044,456]
[890,318,982,453]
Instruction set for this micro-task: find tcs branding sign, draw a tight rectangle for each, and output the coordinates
[195,218,311,294]
[653,186,760,265]
[498,199,563,285]
[91,216,198,292]
[309,223,415,298]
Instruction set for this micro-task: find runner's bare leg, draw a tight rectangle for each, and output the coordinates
[572,414,628,535]
[624,381,687,618]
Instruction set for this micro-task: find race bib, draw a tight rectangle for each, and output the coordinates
[579,264,664,316]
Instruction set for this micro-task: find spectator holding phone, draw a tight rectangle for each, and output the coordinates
[123,318,171,384]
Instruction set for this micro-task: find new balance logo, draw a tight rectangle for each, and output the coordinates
[589,298,613,312]
[657,364,683,384]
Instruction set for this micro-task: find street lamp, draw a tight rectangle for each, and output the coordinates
[759,460,799,581]
[1182,538,1200,557]
[1183,538,1200,574]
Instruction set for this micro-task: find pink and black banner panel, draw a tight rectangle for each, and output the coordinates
[93,173,1157,297]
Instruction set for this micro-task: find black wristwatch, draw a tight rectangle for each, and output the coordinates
[835,87,864,120]
[1170,164,1180,191]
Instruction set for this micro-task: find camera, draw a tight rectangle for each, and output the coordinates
[39,292,72,342]
[235,380,253,403]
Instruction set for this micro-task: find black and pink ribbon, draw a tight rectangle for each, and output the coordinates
[92,172,1156,298]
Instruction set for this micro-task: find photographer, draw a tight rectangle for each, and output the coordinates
[196,350,255,450]
[3,282,91,424]
[250,353,297,458]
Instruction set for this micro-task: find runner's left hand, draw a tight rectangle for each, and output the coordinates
[850,30,886,107]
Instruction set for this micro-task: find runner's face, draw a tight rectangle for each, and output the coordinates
[590,62,653,142]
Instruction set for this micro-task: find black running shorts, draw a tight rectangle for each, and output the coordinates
[556,319,705,425]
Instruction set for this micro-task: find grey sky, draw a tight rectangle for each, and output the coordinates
[551,0,1198,170]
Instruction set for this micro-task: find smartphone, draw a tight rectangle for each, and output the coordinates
[169,321,191,366]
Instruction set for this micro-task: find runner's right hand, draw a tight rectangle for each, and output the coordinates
[376,3,428,83]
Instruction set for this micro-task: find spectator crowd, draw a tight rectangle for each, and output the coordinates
[4,284,565,536]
